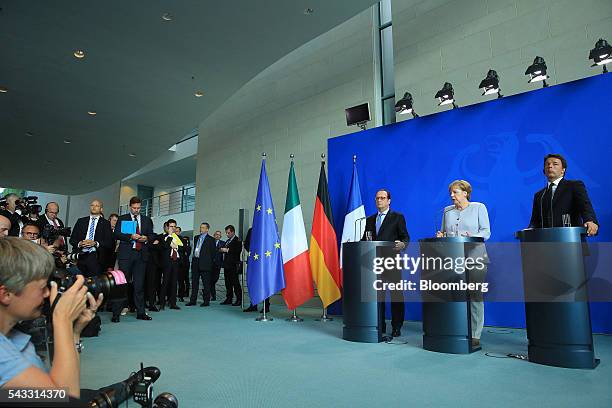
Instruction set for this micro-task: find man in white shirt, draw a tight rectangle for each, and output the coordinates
[69,200,113,277]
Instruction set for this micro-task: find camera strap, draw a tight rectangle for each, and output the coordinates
[50,292,62,315]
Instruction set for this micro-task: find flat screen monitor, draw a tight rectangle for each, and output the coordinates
[345,103,370,126]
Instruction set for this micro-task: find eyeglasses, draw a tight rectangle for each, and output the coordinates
[23,232,39,238]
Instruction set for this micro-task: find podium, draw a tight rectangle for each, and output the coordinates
[516,227,599,369]
[342,241,396,343]
[419,236,485,354]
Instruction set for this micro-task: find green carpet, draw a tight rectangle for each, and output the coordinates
[80,303,612,408]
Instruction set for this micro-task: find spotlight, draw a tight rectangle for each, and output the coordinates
[479,69,503,98]
[73,50,85,59]
[525,56,549,87]
[394,92,419,118]
[589,38,612,74]
[435,82,458,109]
[0,86,8,93]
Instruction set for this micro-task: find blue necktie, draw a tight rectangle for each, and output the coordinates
[85,217,96,252]
[195,235,204,257]
[376,213,383,234]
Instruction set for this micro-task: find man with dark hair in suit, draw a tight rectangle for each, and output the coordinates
[69,199,113,277]
[529,153,599,236]
[210,230,224,301]
[362,189,410,338]
[159,218,184,310]
[175,226,191,302]
[219,224,243,306]
[110,196,154,322]
[186,222,216,307]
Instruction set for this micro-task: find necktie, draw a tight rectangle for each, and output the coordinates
[171,247,178,261]
[53,218,65,247]
[195,235,204,257]
[376,213,383,234]
[85,217,96,252]
[134,216,142,250]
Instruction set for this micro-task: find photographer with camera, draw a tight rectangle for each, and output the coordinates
[0,193,22,237]
[70,200,113,278]
[37,202,67,250]
[0,237,103,398]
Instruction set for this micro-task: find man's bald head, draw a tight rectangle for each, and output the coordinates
[45,202,59,221]
[89,199,103,216]
[0,214,11,237]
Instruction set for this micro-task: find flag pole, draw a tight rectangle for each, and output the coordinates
[256,301,273,322]
[286,308,303,322]
[316,307,333,322]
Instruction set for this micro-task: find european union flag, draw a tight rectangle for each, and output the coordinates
[247,158,286,305]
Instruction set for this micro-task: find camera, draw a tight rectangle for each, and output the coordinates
[88,364,178,408]
[41,223,72,246]
[49,269,128,304]
[16,195,42,216]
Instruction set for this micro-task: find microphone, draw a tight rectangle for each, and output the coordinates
[354,217,366,241]
[539,183,550,228]
[438,207,454,236]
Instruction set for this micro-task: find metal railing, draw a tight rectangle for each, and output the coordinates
[119,186,196,217]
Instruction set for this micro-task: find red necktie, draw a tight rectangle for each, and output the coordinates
[171,248,178,261]
[53,219,65,248]
[134,216,142,250]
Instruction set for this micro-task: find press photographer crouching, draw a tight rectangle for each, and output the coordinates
[0,237,103,399]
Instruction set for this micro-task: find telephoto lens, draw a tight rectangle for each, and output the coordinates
[154,392,178,408]
[49,270,128,303]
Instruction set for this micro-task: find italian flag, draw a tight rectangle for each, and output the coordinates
[281,162,314,310]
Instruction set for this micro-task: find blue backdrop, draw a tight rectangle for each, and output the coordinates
[327,74,612,333]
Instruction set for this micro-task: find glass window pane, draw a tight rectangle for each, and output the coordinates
[379,0,392,26]
[383,97,396,125]
[381,25,395,97]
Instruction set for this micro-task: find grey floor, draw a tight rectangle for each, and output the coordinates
[80,302,612,408]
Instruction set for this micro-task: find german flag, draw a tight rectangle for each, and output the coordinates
[310,160,342,308]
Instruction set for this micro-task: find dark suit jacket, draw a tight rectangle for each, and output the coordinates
[114,213,155,261]
[223,236,243,270]
[529,178,598,229]
[362,210,410,243]
[192,233,216,271]
[160,233,188,267]
[36,215,65,236]
[69,216,113,267]
[213,239,225,268]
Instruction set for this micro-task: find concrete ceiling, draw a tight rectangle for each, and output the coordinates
[0,0,377,194]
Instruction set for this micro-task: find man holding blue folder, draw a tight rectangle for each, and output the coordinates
[110,196,155,322]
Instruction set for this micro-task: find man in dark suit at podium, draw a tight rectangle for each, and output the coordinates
[528,154,598,236]
[362,189,409,337]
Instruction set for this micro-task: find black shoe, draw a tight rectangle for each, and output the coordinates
[391,328,401,337]
[185,302,196,306]
[170,305,181,310]
[179,297,185,302]
[200,302,210,307]
[244,305,258,312]
[136,314,152,321]
[148,306,160,312]
[232,301,241,306]
[220,299,232,305]
[111,316,120,323]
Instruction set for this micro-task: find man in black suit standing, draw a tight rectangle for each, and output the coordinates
[529,154,599,236]
[69,199,113,277]
[111,196,154,322]
[210,230,224,301]
[186,222,216,307]
[175,226,191,302]
[362,189,410,338]
[159,218,184,310]
[219,224,243,306]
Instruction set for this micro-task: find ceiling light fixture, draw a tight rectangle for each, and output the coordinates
[0,86,8,93]
[435,82,458,109]
[162,12,173,21]
[128,153,136,158]
[589,38,612,74]
[479,69,503,98]
[194,90,204,97]
[394,92,419,118]
[525,56,549,88]
[87,110,97,116]
[304,8,314,15]
[63,139,72,144]
[25,132,33,137]
[73,50,85,59]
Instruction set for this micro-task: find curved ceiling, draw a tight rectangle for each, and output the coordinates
[0,1,377,194]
